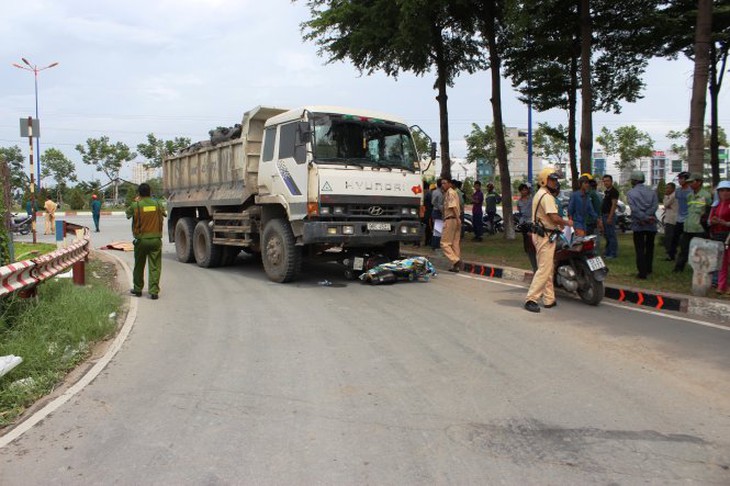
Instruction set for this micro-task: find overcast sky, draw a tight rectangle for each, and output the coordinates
[2,0,728,183]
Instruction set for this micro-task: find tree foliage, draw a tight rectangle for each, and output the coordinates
[41,148,77,205]
[75,136,136,202]
[533,123,570,171]
[596,125,654,173]
[136,133,191,169]
[464,123,514,174]
[1,146,28,198]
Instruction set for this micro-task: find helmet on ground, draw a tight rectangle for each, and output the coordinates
[537,167,560,187]
[630,170,645,183]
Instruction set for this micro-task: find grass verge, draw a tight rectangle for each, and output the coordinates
[421,231,728,299]
[0,257,123,428]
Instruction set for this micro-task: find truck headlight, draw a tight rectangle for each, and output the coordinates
[343,225,354,235]
[400,226,409,234]
[410,227,418,234]
[333,206,345,215]
[410,208,418,216]
[401,207,410,215]
[327,226,338,235]
[320,207,331,215]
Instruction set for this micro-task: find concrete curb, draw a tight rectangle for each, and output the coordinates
[402,249,729,325]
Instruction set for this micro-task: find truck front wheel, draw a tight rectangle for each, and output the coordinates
[174,217,196,263]
[262,219,301,283]
[193,220,222,268]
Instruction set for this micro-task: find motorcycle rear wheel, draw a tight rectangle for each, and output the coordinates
[578,277,604,305]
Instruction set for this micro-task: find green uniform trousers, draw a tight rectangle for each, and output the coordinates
[133,237,162,295]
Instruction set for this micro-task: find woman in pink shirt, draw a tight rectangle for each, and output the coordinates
[709,181,730,293]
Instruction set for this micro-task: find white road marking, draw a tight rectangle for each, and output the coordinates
[454,271,730,332]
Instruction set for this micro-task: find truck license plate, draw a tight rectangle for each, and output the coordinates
[587,256,605,271]
[367,223,391,231]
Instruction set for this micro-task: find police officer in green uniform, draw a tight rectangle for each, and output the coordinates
[126,183,167,299]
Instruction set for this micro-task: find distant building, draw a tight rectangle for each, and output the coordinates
[131,162,160,184]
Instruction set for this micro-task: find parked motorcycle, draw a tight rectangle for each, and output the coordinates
[463,213,503,235]
[551,229,607,305]
[10,213,33,235]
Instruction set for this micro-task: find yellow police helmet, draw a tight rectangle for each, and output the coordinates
[537,166,559,187]
[580,173,594,180]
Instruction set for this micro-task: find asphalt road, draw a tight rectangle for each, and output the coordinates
[2,214,729,484]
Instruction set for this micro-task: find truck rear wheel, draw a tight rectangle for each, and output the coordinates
[193,220,222,268]
[174,217,196,263]
[262,219,301,283]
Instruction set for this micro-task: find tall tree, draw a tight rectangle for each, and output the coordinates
[75,136,136,203]
[579,0,593,175]
[0,146,28,198]
[301,0,483,180]
[40,148,77,206]
[596,125,654,175]
[137,133,191,170]
[503,0,659,187]
[658,0,728,183]
[473,0,517,239]
[688,0,714,175]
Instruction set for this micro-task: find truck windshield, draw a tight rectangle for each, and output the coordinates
[311,113,419,171]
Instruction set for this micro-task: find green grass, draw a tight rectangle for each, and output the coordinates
[0,258,123,427]
[420,232,727,299]
[12,242,57,261]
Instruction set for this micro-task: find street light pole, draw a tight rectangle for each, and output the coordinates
[12,58,59,192]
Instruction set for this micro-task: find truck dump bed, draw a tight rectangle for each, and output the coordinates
[163,106,288,207]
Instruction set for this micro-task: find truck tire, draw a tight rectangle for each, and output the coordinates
[174,217,196,263]
[262,219,301,283]
[193,220,223,268]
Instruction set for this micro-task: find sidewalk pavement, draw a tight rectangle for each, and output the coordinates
[402,248,730,326]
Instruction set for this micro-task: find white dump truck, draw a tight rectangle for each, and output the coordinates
[163,105,431,282]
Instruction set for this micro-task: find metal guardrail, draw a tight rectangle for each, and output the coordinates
[0,222,90,299]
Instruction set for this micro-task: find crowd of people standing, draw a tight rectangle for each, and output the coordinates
[421,169,730,297]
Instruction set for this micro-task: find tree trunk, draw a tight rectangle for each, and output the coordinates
[710,43,719,186]
[688,0,712,175]
[484,6,515,240]
[569,51,579,189]
[579,0,593,177]
[434,34,451,181]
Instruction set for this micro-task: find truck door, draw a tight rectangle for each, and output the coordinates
[260,121,308,219]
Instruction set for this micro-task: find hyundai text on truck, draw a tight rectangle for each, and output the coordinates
[163,105,431,283]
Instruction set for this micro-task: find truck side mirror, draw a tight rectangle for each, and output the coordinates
[430,142,437,160]
[297,121,312,145]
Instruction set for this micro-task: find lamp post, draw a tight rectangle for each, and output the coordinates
[12,58,59,191]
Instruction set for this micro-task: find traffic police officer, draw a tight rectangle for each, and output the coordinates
[126,183,167,299]
[524,167,573,313]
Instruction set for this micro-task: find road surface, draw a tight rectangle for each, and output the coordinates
[2,214,729,484]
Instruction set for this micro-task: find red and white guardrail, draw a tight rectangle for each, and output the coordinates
[0,223,90,299]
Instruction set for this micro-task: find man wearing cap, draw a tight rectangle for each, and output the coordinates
[674,173,712,273]
[627,170,658,279]
[90,194,102,232]
[484,182,501,234]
